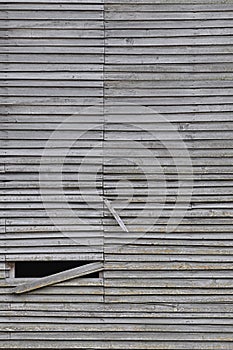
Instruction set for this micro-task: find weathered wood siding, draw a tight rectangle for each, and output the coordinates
[2,0,233,348]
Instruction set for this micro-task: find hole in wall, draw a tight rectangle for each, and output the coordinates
[12,261,100,278]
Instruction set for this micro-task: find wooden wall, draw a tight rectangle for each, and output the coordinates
[2,0,233,348]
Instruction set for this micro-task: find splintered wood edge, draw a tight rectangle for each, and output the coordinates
[12,262,104,294]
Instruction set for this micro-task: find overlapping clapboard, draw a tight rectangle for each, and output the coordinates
[1,0,233,349]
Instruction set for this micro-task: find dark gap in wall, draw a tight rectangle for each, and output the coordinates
[14,261,99,278]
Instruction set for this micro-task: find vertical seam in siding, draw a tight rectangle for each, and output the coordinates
[103,0,106,305]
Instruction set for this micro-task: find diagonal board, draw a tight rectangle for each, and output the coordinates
[13,262,104,294]
[104,198,129,233]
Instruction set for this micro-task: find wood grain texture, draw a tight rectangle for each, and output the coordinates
[1,0,233,349]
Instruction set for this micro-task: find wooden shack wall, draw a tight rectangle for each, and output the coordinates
[1,0,233,348]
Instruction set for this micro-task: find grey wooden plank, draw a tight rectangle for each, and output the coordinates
[105,27,233,37]
[5,254,104,261]
[3,46,104,54]
[105,261,233,270]
[13,262,104,294]
[1,4,103,10]
[104,199,129,233]
[3,312,233,323]
[106,0,233,3]
[3,0,103,2]
[6,331,233,340]
[2,340,232,350]
[3,323,233,332]
[6,301,233,313]
[0,340,232,349]
[105,11,233,20]
[106,57,233,65]
[0,20,104,29]
[4,28,103,37]
[0,11,104,20]
[106,3,233,12]
[104,278,233,288]
[106,36,233,46]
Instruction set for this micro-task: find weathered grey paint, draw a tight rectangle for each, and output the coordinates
[1,0,233,349]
